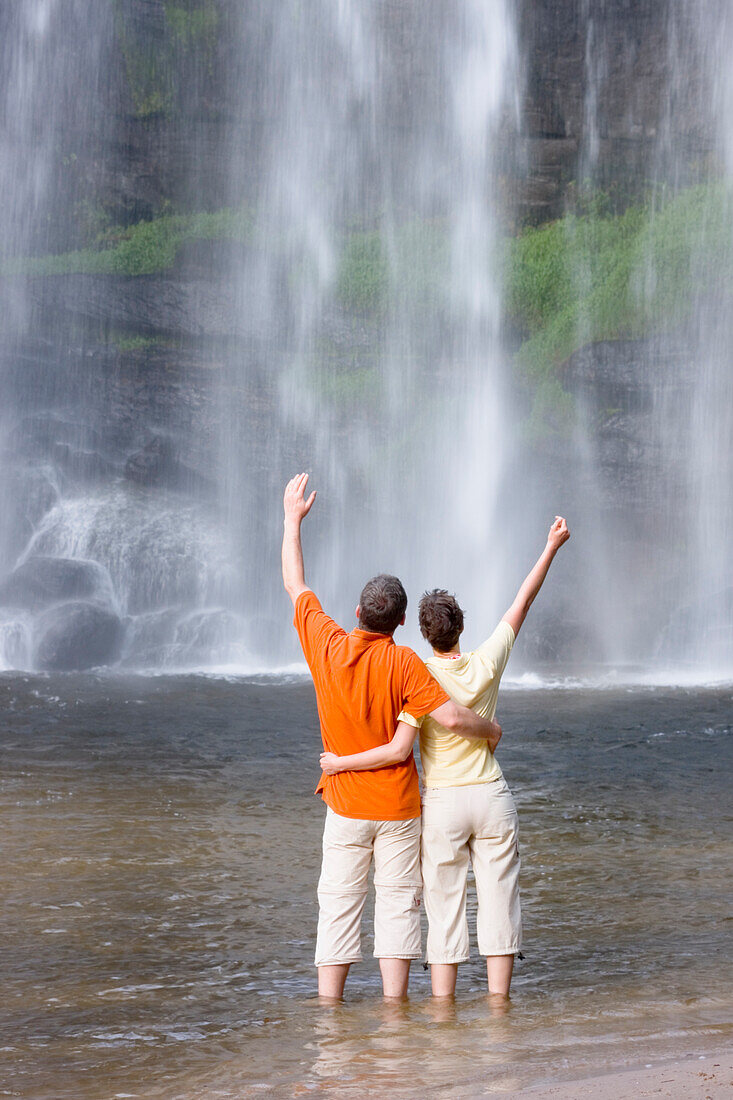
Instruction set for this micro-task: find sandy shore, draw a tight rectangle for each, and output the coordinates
[516,1052,733,1099]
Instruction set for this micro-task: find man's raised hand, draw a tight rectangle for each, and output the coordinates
[281,473,315,602]
[283,472,317,525]
[547,516,570,552]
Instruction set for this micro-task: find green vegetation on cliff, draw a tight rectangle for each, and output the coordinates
[164,2,219,48]
[336,232,388,314]
[5,182,732,414]
[4,208,251,277]
[335,221,446,315]
[334,182,733,380]
[507,182,733,378]
[117,1,220,118]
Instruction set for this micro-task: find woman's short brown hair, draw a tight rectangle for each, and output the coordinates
[418,589,464,651]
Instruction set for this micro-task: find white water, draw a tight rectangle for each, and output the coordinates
[218,1,521,658]
[0,3,731,678]
[568,3,733,677]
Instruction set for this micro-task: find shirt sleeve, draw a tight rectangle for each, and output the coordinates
[399,649,450,720]
[293,590,344,666]
[397,709,422,728]
[476,620,515,678]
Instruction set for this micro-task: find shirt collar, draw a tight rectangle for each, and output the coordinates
[428,651,469,669]
[352,628,394,643]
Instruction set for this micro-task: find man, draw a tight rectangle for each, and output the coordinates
[320,516,570,1001]
[281,472,502,1001]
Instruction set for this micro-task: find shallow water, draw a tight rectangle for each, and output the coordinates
[1,674,731,1098]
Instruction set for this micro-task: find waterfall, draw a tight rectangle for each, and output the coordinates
[570,2,733,676]
[218,1,521,660]
[0,2,116,670]
[673,2,733,671]
[0,0,520,672]
[0,2,729,677]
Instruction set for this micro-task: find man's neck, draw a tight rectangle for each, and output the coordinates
[357,623,394,638]
[433,647,461,659]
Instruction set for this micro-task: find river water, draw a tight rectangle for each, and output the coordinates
[2,674,731,1098]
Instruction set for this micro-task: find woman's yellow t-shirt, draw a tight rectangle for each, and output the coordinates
[399,620,515,789]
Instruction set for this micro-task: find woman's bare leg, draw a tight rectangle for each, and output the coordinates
[430,962,458,998]
[486,954,514,996]
[379,957,411,1000]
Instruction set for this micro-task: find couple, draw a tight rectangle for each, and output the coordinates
[281,473,569,1001]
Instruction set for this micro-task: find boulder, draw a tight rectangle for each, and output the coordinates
[33,601,125,671]
[0,557,113,611]
[0,467,58,562]
[175,608,241,649]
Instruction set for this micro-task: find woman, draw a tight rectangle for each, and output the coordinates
[320,516,570,999]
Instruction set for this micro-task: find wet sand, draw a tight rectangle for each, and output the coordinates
[518,1051,733,1098]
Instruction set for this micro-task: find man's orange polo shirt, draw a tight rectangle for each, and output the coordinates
[294,590,449,820]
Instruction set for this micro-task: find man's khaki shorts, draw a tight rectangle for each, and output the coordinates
[315,807,422,967]
[421,778,521,963]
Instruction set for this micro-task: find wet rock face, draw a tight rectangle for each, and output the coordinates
[124,434,178,487]
[45,0,710,232]
[0,557,113,611]
[124,434,214,493]
[33,601,125,671]
[516,0,706,221]
[558,337,695,509]
[25,274,251,341]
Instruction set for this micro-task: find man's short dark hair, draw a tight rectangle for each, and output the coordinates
[419,589,464,651]
[358,574,408,634]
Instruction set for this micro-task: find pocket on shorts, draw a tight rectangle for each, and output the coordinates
[475,782,518,840]
[421,786,451,823]
[491,778,517,815]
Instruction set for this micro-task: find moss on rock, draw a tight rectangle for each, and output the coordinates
[507,181,733,379]
[3,208,252,277]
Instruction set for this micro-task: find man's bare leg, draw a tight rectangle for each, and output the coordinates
[379,958,411,1000]
[318,963,350,1000]
[486,954,514,997]
[430,962,458,998]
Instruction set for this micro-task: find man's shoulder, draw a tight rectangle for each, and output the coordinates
[388,643,437,688]
[392,642,427,667]
[293,590,346,642]
[295,587,320,610]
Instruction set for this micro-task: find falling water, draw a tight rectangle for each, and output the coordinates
[220,1,521,660]
[677,3,733,672]
[0,2,115,668]
[0,3,730,676]
[570,2,733,676]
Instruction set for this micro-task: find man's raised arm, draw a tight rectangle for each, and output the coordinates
[502,516,570,637]
[281,472,317,605]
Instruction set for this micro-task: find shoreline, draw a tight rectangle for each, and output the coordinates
[513,1051,733,1099]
